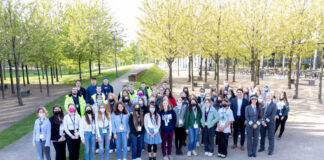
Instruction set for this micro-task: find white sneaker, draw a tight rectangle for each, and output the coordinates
[208,152,213,157]
[123,159,127,160]
[192,150,198,156]
[204,152,209,156]
[109,149,113,153]
[163,156,169,160]
[220,154,226,158]
[217,153,222,157]
[168,155,173,160]
[187,151,192,156]
[96,149,99,153]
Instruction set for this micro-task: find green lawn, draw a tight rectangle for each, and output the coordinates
[0,67,131,149]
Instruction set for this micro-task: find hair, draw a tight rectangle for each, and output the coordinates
[97,103,110,121]
[249,98,262,119]
[204,98,212,107]
[107,93,117,113]
[236,88,243,93]
[280,91,288,102]
[53,104,64,125]
[75,80,81,83]
[164,88,173,99]
[122,92,132,106]
[189,99,201,112]
[91,77,96,80]
[68,103,75,109]
[96,85,101,88]
[148,104,159,125]
[141,82,146,84]
[160,99,172,111]
[163,81,168,84]
[85,105,95,125]
[200,88,205,92]
[222,97,230,107]
[114,102,128,115]
[36,106,48,117]
[183,87,190,99]
[132,103,144,131]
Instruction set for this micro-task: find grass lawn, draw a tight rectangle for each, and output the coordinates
[0,67,131,149]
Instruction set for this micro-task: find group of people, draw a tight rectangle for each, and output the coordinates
[32,78,290,160]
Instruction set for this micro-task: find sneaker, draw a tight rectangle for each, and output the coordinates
[96,149,99,153]
[179,150,183,155]
[123,159,127,160]
[187,151,192,157]
[204,152,209,156]
[208,152,213,157]
[109,149,113,153]
[192,150,198,156]
[217,153,222,157]
[168,155,174,160]
[220,154,226,158]
[163,156,169,160]
[196,142,200,147]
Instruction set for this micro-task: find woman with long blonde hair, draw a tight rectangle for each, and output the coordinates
[96,103,112,160]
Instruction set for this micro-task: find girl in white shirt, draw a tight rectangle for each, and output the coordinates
[96,103,112,160]
[63,103,81,160]
[79,105,96,160]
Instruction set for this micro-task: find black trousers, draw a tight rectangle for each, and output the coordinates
[66,130,80,160]
[218,132,230,156]
[174,126,186,150]
[275,116,288,137]
[215,131,220,145]
[53,141,66,160]
[203,126,215,153]
[147,144,157,153]
[233,119,245,146]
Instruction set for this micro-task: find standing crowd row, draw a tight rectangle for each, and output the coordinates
[33,78,290,160]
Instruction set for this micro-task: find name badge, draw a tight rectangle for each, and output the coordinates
[248,121,253,125]
[138,126,142,131]
[74,130,79,136]
[220,120,226,126]
[39,134,44,139]
[194,123,198,128]
[256,121,261,125]
[279,113,282,116]
[154,128,159,133]
[92,130,96,134]
[266,118,270,123]
[205,122,208,126]
[179,120,183,125]
[103,129,107,133]
[120,125,124,131]
[168,114,172,119]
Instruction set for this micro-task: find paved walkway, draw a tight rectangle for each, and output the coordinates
[0,64,151,160]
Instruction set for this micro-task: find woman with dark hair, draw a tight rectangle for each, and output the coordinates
[144,104,162,160]
[275,91,289,140]
[50,104,66,160]
[183,87,190,100]
[80,105,97,160]
[138,96,148,114]
[164,88,176,107]
[107,93,118,153]
[129,103,145,160]
[245,95,263,157]
[33,107,51,160]
[185,99,202,157]
[122,93,133,113]
[112,102,130,160]
[133,88,148,106]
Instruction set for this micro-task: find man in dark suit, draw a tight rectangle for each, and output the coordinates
[230,88,249,150]
[259,93,277,155]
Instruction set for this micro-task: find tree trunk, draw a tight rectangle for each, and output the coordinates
[191,55,194,91]
[188,56,191,82]
[288,51,293,89]
[167,59,174,91]
[3,60,6,80]
[250,48,255,82]
[13,49,23,105]
[50,66,54,85]
[45,65,49,96]
[319,51,323,103]
[0,61,5,99]
[178,58,180,77]
[36,63,42,93]
[55,65,59,82]
[8,60,15,94]
[199,56,203,78]
[59,65,62,78]
[21,62,25,86]
[204,57,207,82]
[215,54,220,91]
[226,57,229,80]
[78,56,82,81]
[98,52,101,75]
[25,65,30,85]
[255,58,260,85]
[293,54,301,99]
[233,58,237,82]
[89,59,92,78]
[41,65,44,79]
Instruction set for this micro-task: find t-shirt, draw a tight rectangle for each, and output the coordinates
[217,107,234,133]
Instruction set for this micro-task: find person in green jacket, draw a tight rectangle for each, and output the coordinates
[201,99,219,157]
[64,87,86,116]
[91,85,106,104]
[185,99,202,157]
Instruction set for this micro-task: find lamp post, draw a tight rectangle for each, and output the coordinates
[113,33,118,78]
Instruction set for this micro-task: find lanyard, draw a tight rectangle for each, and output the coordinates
[120,114,123,124]
[205,107,211,119]
[152,115,156,126]
[193,108,197,122]
[221,107,229,120]
[69,114,76,130]
[102,115,106,127]
[39,119,43,134]
[137,115,141,125]
[178,105,183,115]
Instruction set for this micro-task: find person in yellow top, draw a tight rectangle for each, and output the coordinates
[91,85,106,104]
[64,87,86,116]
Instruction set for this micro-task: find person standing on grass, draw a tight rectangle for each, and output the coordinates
[259,93,277,156]
[217,98,234,158]
[64,87,86,116]
[91,85,106,105]
[174,97,187,155]
[144,104,162,160]
[245,95,263,158]
[101,77,114,100]
[79,105,96,160]
[185,99,202,157]
[50,104,66,160]
[159,100,177,160]
[86,77,97,104]
[33,107,51,160]
[129,103,145,160]
[64,104,81,160]
[112,102,130,160]
[76,80,86,99]
[201,99,219,157]
[96,104,112,160]
[275,91,289,140]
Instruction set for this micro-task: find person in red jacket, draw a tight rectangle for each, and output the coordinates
[164,88,176,107]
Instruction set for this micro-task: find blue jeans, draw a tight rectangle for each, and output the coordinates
[84,132,96,160]
[110,137,116,150]
[99,128,111,160]
[116,132,128,159]
[188,126,199,151]
[130,133,144,159]
[36,140,51,160]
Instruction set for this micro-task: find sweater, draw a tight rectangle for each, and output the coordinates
[159,110,177,132]
[185,108,202,130]
[200,106,219,128]
[86,84,97,104]
[49,116,65,141]
[112,112,130,134]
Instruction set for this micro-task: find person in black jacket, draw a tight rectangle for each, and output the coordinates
[49,104,66,160]
[101,77,114,100]
[76,80,86,100]
[129,103,145,160]
[230,88,249,151]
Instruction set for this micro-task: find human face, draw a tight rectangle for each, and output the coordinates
[129,85,134,91]
[163,83,167,88]
[72,88,78,95]
[251,99,257,105]
[96,87,101,93]
[163,101,168,110]
[103,79,108,85]
[118,104,123,112]
[205,100,210,107]
[91,79,96,85]
[166,89,170,96]
[141,83,145,88]
[236,90,243,98]
[54,107,61,112]
[76,81,81,87]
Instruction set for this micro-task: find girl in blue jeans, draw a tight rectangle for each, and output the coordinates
[112,102,130,160]
[79,105,96,160]
[129,103,145,160]
[96,103,112,160]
